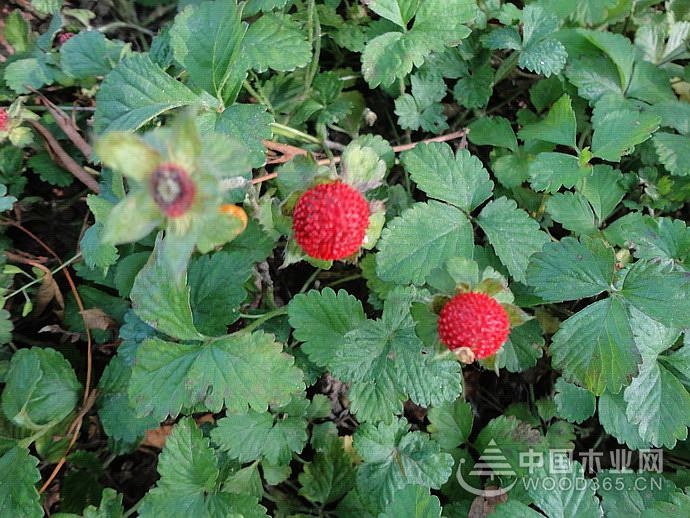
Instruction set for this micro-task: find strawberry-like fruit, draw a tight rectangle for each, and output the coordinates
[58,32,75,44]
[292,181,370,261]
[0,108,8,132]
[438,292,510,360]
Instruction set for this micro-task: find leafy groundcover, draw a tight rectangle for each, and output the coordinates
[2,0,690,516]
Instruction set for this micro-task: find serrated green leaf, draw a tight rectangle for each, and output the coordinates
[566,55,623,104]
[551,298,638,395]
[490,500,544,517]
[377,201,473,285]
[452,63,494,109]
[577,29,635,89]
[298,435,356,505]
[496,319,544,373]
[215,104,273,168]
[129,332,303,421]
[368,0,422,28]
[578,164,625,222]
[130,237,202,341]
[467,116,517,151]
[546,192,598,235]
[477,197,550,284]
[379,485,441,518]
[80,224,119,271]
[527,461,603,517]
[653,131,690,176]
[554,378,596,424]
[528,152,592,193]
[169,0,247,99]
[3,55,55,94]
[591,106,660,162]
[518,94,576,148]
[94,54,202,134]
[624,360,690,448]
[402,143,493,211]
[597,470,676,518]
[0,447,42,518]
[526,237,615,302]
[427,399,473,450]
[354,418,454,508]
[648,100,690,135]
[520,38,568,77]
[81,488,124,518]
[60,31,128,79]
[2,347,81,429]
[598,390,649,450]
[242,13,311,72]
[620,260,690,328]
[4,10,31,54]
[341,142,387,190]
[288,288,366,367]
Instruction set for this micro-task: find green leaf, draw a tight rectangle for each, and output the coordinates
[130,237,202,341]
[298,435,356,505]
[606,214,690,265]
[554,378,596,424]
[242,13,311,72]
[527,461,602,517]
[0,447,42,518]
[653,131,690,176]
[60,31,128,79]
[402,143,494,211]
[80,224,119,271]
[591,104,661,162]
[427,399,473,450]
[624,360,690,448]
[551,298,638,395]
[138,418,268,517]
[598,390,649,450]
[379,485,441,518]
[566,55,623,104]
[597,470,676,518]
[4,10,31,54]
[377,201,473,285]
[467,116,517,151]
[491,500,544,517]
[288,288,366,367]
[215,104,273,168]
[361,31,424,89]
[518,94,576,148]
[212,397,308,465]
[81,488,124,518]
[128,332,303,421]
[477,197,550,284]
[546,192,598,235]
[2,348,81,429]
[188,251,253,336]
[340,142,388,191]
[27,152,73,187]
[368,0,422,28]
[94,54,202,134]
[452,63,494,109]
[578,164,625,223]
[648,100,690,135]
[496,319,544,373]
[619,260,690,328]
[353,417,454,508]
[528,152,592,193]
[526,237,615,302]
[4,56,55,94]
[169,0,246,99]
[577,29,635,89]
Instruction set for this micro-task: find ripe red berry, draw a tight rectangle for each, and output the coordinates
[58,32,75,44]
[292,181,370,260]
[0,108,8,132]
[438,292,510,360]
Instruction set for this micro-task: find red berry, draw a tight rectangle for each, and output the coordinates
[0,108,8,132]
[150,163,196,217]
[292,181,370,260]
[438,292,510,360]
[58,32,74,44]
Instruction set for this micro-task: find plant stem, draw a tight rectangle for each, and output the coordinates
[271,122,321,145]
[5,253,82,300]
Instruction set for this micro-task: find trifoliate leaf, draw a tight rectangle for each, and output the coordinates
[554,378,596,424]
[94,54,203,134]
[619,260,690,328]
[546,192,598,235]
[377,201,474,285]
[527,461,603,517]
[526,237,615,302]
[402,143,493,212]
[138,418,268,517]
[551,298,638,395]
[211,397,308,465]
[528,152,592,193]
[624,360,690,448]
[242,13,311,72]
[518,94,576,148]
[128,332,304,422]
[452,63,494,109]
[0,447,42,518]
[353,417,454,508]
[653,131,690,176]
[288,288,366,367]
[60,30,129,79]
[467,116,517,151]
[477,197,550,284]
[2,347,81,429]
[169,0,247,99]
[427,399,473,450]
[379,485,441,518]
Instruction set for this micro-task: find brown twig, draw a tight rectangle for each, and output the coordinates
[27,120,100,193]
[28,87,93,159]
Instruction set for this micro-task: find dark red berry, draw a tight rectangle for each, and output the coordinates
[58,32,74,44]
[438,292,510,360]
[292,181,370,261]
[150,163,196,217]
[0,108,8,132]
